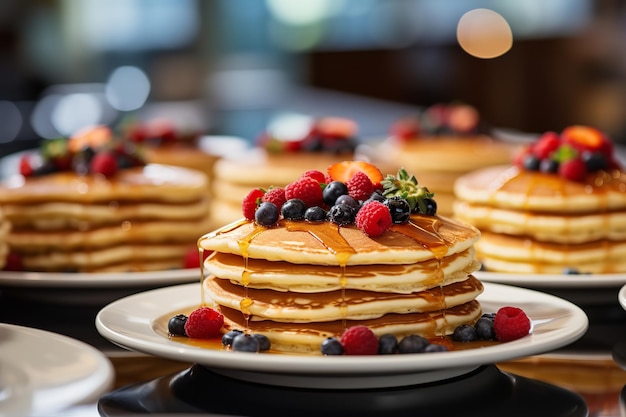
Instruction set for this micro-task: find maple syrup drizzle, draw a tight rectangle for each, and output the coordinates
[235,224,266,326]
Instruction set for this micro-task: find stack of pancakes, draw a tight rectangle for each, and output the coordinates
[199,215,483,354]
[0,208,9,269]
[0,164,211,272]
[211,151,351,227]
[454,165,626,274]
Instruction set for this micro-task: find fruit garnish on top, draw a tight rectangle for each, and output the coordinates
[256,116,359,155]
[122,118,200,146]
[18,125,145,178]
[389,103,481,142]
[241,160,437,237]
[514,125,623,182]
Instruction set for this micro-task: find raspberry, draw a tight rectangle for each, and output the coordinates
[301,169,326,183]
[90,152,118,177]
[19,155,33,177]
[493,306,531,342]
[559,158,587,182]
[242,188,265,220]
[355,201,392,237]
[284,176,323,207]
[3,252,23,271]
[183,248,212,269]
[340,325,379,355]
[532,131,561,159]
[184,306,224,339]
[347,171,375,201]
[261,187,286,212]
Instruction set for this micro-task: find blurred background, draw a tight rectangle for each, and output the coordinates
[1,0,626,157]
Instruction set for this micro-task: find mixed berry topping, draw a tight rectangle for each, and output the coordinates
[19,125,145,178]
[514,125,622,182]
[321,307,530,356]
[124,118,199,146]
[256,117,359,155]
[389,103,481,141]
[241,161,438,237]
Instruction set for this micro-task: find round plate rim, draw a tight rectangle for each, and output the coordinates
[95,282,588,378]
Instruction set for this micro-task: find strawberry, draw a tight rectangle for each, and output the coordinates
[184,306,224,339]
[284,176,324,207]
[347,171,375,201]
[561,125,606,152]
[340,325,379,355]
[242,188,265,220]
[327,161,384,190]
[261,187,287,212]
[315,117,358,139]
[493,306,531,342]
[355,201,392,237]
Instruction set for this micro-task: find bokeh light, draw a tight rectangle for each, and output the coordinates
[106,66,151,111]
[0,101,23,143]
[51,93,103,137]
[457,9,513,59]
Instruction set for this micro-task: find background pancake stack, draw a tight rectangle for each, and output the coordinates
[358,103,521,216]
[199,209,483,354]
[454,125,626,274]
[0,129,212,273]
[0,207,9,269]
[210,117,360,227]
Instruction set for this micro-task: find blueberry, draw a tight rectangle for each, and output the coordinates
[328,204,356,225]
[281,198,307,220]
[221,329,244,347]
[231,333,260,352]
[523,154,541,171]
[251,334,271,351]
[167,314,188,336]
[398,335,429,353]
[321,337,344,355]
[323,181,349,206]
[335,194,360,210]
[378,334,399,354]
[475,317,496,340]
[452,324,478,342]
[422,198,437,216]
[255,202,279,226]
[365,190,386,204]
[424,343,449,353]
[582,151,608,171]
[540,158,559,173]
[384,197,411,223]
[562,267,581,275]
[304,206,327,222]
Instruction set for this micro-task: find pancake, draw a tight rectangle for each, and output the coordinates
[1,164,211,272]
[205,275,483,322]
[205,248,479,293]
[199,216,480,266]
[0,208,10,269]
[453,126,626,274]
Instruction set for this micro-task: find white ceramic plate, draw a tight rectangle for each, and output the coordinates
[0,268,199,288]
[475,270,626,289]
[618,284,626,310]
[0,324,113,416]
[96,282,588,389]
